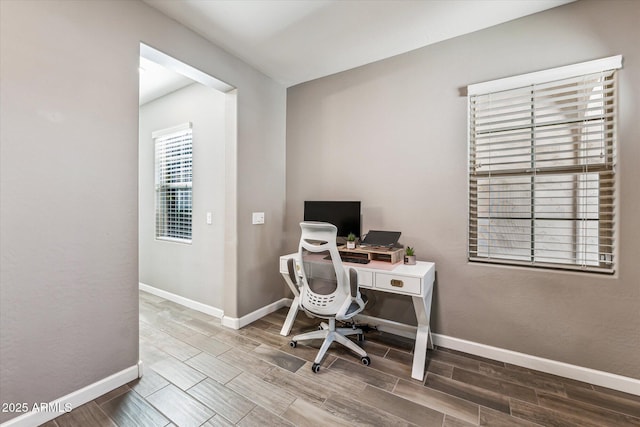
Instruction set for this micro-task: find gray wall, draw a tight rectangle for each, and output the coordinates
[139,83,226,309]
[286,0,640,379]
[0,0,286,422]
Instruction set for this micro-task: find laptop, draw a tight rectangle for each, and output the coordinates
[360,230,401,248]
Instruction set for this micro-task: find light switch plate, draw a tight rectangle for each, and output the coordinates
[252,212,265,224]
[206,212,212,224]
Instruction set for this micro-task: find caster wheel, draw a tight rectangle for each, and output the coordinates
[361,356,371,366]
[311,363,320,373]
[289,341,297,348]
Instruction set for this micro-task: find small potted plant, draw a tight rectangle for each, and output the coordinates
[346,232,357,249]
[404,246,416,265]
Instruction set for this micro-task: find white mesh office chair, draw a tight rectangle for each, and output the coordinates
[288,222,370,373]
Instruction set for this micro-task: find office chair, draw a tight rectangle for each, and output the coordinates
[288,222,370,373]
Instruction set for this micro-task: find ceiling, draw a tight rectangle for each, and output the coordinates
[142,0,573,88]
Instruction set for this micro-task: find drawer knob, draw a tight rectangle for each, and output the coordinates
[390,279,404,287]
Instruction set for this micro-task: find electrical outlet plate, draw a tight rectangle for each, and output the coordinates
[252,212,265,224]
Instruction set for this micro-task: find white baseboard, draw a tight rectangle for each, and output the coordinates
[0,362,142,427]
[432,333,640,396]
[139,281,288,331]
[139,282,224,319]
[222,298,290,330]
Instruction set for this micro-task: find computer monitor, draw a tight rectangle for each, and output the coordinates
[303,201,361,238]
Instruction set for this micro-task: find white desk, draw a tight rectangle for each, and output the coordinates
[278,253,436,381]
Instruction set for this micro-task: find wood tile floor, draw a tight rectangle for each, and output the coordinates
[45,291,640,426]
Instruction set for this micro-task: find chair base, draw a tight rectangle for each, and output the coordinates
[290,318,368,366]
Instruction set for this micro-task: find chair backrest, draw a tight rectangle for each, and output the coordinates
[298,222,352,317]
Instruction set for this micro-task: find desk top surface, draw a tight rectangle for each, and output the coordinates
[281,252,435,276]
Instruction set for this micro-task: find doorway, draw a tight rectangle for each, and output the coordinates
[138,43,237,316]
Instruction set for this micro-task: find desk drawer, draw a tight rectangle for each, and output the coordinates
[357,270,373,288]
[375,273,421,295]
[279,258,302,275]
[279,258,289,274]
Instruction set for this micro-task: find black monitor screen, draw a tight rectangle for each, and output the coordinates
[304,201,361,238]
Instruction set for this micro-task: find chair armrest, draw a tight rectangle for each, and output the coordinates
[287,258,299,286]
[336,268,366,320]
[349,268,358,298]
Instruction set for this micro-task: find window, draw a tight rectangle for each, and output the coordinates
[153,123,193,243]
[468,56,622,273]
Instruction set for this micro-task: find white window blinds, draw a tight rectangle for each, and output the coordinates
[154,123,193,243]
[468,56,621,273]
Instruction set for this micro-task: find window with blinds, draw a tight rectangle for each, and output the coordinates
[468,56,621,273]
[154,123,193,243]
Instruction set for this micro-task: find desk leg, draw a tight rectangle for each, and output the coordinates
[280,272,301,336]
[412,324,430,381]
[411,283,434,381]
[280,295,300,336]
